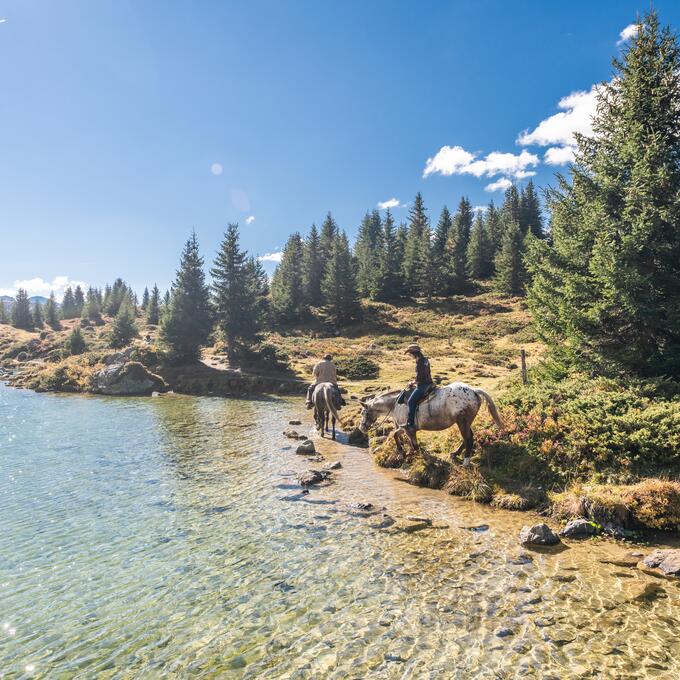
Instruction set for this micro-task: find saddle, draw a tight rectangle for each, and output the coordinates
[396,383,437,406]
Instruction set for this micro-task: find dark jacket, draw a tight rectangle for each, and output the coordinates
[415,355,433,385]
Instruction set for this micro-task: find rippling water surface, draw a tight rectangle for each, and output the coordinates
[1,384,679,679]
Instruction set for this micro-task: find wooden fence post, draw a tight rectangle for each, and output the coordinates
[520,349,527,385]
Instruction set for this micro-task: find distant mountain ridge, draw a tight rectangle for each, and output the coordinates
[1,294,54,311]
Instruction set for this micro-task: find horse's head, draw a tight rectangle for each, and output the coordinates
[358,395,378,433]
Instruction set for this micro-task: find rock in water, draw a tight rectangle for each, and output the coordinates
[296,469,329,486]
[559,519,601,539]
[296,440,316,455]
[519,523,561,546]
[289,420,302,426]
[324,461,342,470]
[92,361,166,396]
[641,549,680,577]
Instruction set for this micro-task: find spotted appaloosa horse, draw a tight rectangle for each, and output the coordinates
[312,382,343,440]
[358,382,503,466]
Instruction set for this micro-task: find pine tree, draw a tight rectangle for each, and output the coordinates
[322,232,361,326]
[32,301,44,329]
[355,210,384,299]
[485,201,502,255]
[81,287,103,324]
[519,180,544,238]
[141,287,150,311]
[109,300,138,348]
[374,209,403,301]
[0,298,7,324]
[146,285,161,325]
[45,292,60,330]
[303,224,324,307]
[246,256,270,328]
[160,232,213,363]
[61,287,77,319]
[467,212,494,279]
[65,326,87,355]
[271,232,307,322]
[493,221,526,296]
[12,289,33,330]
[319,212,339,270]
[402,192,430,297]
[211,223,263,359]
[445,197,474,293]
[528,12,680,376]
[432,206,453,294]
[73,285,85,315]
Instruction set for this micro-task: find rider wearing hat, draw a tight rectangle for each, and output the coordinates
[404,344,433,431]
[306,353,339,409]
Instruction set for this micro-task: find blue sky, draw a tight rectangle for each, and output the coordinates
[1,0,678,298]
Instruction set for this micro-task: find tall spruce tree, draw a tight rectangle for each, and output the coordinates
[146,285,161,325]
[109,300,138,348]
[528,12,680,376]
[61,287,77,319]
[374,209,403,301]
[432,206,453,294]
[520,180,544,238]
[141,287,150,311]
[160,232,213,363]
[271,232,307,322]
[33,301,44,329]
[322,232,361,326]
[445,197,474,293]
[402,192,430,297]
[211,223,264,358]
[485,201,502,255]
[303,224,324,307]
[74,285,85,315]
[0,298,7,324]
[81,287,103,324]
[494,220,526,296]
[355,209,384,299]
[467,212,494,279]
[12,289,33,330]
[45,292,60,329]
[319,212,339,270]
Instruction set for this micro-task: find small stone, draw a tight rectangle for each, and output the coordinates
[519,523,561,546]
[495,628,514,638]
[324,461,342,470]
[406,515,432,525]
[296,469,329,486]
[641,549,680,577]
[295,440,316,455]
[289,420,302,426]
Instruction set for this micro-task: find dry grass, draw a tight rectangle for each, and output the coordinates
[446,464,493,503]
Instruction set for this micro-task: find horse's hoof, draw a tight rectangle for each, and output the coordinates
[462,457,471,468]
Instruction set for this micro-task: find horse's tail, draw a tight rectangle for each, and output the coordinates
[324,387,342,424]
[474,388,504,429]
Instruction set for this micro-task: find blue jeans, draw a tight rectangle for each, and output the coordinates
[407,384,429,428]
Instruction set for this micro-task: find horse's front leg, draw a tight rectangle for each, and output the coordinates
[331,416,336,440]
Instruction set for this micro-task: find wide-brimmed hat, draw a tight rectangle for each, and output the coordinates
[404,344,422,355]
[323,353,333,360]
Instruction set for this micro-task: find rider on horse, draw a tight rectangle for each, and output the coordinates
[404,344,434,432]
[306,353,340,409]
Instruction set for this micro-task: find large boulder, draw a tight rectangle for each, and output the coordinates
[559,519,601,539]
[93,361,166,396]
[519,523,561,546]
[641,549,680,577]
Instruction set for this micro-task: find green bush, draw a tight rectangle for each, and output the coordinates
[64,327,87,356]
[335,355,379,380]
[477,369,680,484]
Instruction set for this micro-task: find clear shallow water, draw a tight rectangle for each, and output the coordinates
[1,384,679,679]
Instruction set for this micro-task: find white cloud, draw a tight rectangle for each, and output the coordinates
[377,197,405,210]
[473,205,488,213]
[245,215,255,225]
[618,23,638,46]
[485,177,512,193]
[210,163,223,175]
[258,251,283,263]
[423,145,538,179]
[514,170,536,179]
[544,145,576,165]
[518,86,597,149]
[0,19,6,24]
[0,276,88,301]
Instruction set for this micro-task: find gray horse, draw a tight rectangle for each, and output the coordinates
[358,382,503,466]
[312,382,343,440]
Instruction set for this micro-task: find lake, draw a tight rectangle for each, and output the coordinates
[1,384,678,678]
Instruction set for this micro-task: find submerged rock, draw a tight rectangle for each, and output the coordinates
[93,361,166,396]
[296,440,316,455]
[560,519,601,539]
[519,523,561,546]
[296,469,330,486]
[324,461,342,470]
[641,549,680,577]
[289,420,302,426]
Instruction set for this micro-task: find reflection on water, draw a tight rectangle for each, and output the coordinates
[1,385,679,678]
